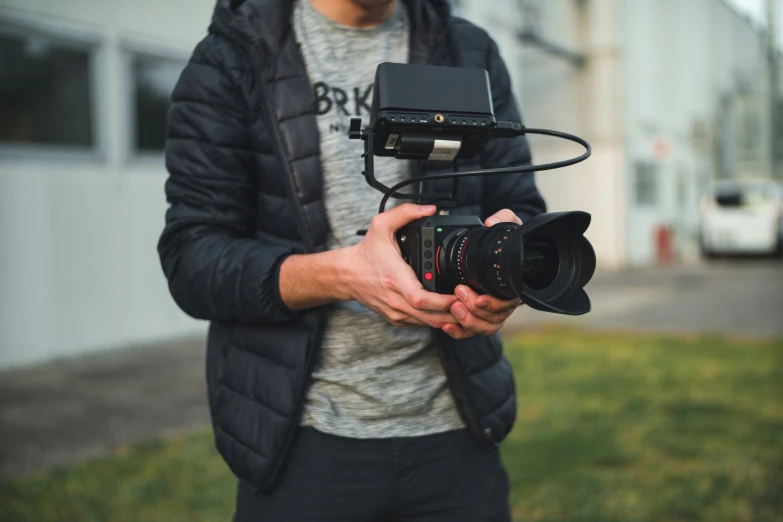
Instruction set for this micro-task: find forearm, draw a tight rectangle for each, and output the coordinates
[278,247,355,311]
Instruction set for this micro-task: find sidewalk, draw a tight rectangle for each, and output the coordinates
[505,261,783,338]
[0,336,209,483]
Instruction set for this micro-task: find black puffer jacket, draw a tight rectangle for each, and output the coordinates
[159,0,546,493]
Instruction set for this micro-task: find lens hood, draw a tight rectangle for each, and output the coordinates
[510,211,596,316]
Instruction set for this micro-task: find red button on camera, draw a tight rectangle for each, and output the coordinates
[425,273,433,281]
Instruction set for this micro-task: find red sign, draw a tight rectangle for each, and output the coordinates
[654,139,670,160]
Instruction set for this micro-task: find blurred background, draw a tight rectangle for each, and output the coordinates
[0,0,781,521]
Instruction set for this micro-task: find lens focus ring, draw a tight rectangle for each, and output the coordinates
[462,229,488,293]
[464,224,523,300]
[453,233,473,284]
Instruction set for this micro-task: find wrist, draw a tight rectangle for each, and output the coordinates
[278,247,354,310]
[302,247,355,303]
[332,246,358,302]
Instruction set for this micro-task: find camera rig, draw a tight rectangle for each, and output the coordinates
[349,63,596,316]
[349,63,592,213]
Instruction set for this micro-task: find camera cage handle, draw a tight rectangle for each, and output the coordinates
[348,117,593,215]
[349,118,456,211]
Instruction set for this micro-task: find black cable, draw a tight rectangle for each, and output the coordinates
[378,127,592,213]
[451,159,460,200]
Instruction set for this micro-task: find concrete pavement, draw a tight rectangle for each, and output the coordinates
[1,260,781,482]
[505,259,783,338]
[0,337,209,483]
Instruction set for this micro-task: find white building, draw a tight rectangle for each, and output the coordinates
[0,0,214,368]
[0,0,775,368]
[456,0,775,266]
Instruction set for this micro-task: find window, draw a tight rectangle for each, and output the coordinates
[774,100,783,164]
[739,105,760,163]
[734,95,762,165]
[129,53,185,154]
[711,181,778,208]
[0,29,95,148]
[635,162,658,207]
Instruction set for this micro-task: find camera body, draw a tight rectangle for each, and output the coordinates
[397,211,596,315]
[397,215,485,294]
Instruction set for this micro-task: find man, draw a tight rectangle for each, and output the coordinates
[158,0,546,519]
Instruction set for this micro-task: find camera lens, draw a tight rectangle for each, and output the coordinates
[441,224,524,300]
[437,212,596,315]
[522,235,559,290]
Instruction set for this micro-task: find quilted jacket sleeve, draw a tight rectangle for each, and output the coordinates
[158,38,301,325]
[479,39,547,222]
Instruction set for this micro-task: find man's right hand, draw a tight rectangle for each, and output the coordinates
[344,204,459,328]
[278,203,459,329]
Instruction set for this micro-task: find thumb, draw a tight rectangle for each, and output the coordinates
[375,203,437,233]
[485,209,522,227]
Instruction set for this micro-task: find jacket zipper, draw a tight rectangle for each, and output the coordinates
[225,34,327,490]
[229,38,315,254]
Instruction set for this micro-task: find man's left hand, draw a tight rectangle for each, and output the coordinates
[442,209,523,340]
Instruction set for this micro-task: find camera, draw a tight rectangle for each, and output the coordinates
[396,212,595,316]
[350,63,596,316]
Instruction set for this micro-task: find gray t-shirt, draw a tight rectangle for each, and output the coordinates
[293,0,463,438]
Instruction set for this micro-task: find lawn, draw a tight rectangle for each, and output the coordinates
[1,328,781,522]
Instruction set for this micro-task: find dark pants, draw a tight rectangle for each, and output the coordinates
[234,427,511,522]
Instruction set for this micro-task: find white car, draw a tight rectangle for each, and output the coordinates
[699,179,783,257]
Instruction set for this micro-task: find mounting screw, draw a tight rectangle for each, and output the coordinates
[434,113,444,123]
[400,235,407,243]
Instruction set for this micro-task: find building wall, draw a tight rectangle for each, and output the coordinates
[0,0,215,368]
[621,0,770,264]
[1,0,771,368]
[456,0,628,268]
[458,0,770,267]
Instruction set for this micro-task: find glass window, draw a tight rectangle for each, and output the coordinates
[130,53,185,154]
[635,162,658,207]
[0,30,94,148]
[713,181,779,208]
[738,104,760,163]
[774,101,783,164]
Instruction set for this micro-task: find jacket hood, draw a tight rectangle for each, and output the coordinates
[209,0,452,61]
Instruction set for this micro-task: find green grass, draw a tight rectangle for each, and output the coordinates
[1,328,781,522]
[502,329,783,522]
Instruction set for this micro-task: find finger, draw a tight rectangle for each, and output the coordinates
[383,304,446,328]
[454,285,504,323]
[370,302,426,327]
[442,323,476,340]
[388,294,460,329]
[410,309,461,329]
[473,292,522,315]
[455,285,520,323]
[394,272,458,312]
[450,302,502,336]
[388,313,428,327]
[484,209,522,227]
[373,203,437,235]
